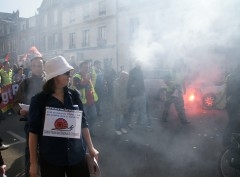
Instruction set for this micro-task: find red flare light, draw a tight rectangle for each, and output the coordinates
[188,94,195,102]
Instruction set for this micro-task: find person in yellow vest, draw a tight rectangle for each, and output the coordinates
[0,61,13,116]
[72,61,98,132]
[0,61,12,86]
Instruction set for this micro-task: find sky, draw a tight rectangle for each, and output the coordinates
[0,0,42,18]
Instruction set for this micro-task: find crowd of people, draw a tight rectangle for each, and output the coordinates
[1,49,239,176]
[0,51,193,177]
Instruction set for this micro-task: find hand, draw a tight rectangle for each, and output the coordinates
[0,164,6,174]
[20,109,28,117]
[88,147,99,161]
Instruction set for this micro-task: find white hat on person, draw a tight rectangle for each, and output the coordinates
[45,56,74,81]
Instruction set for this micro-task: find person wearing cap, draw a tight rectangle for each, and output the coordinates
[12,56,45,177]
[28,56,99,177]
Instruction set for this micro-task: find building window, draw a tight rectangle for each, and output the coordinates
[99,1,106,16]
[20,22,26,31]
[47,34,58,50]
[130,18,139,36]
[6,25,10,34]
[49,33,58,49]
[48,0,53,5]
[0,41,3,54]
[42,36,46,51]
[0,24,4,35]
[12,39,16,51]
[53,10,58,25]
[48,36,53,50]
[83,5,90,20]
[21,39,26,52]
[97,26,107,46]
[44,14,48,27]
[54,33,58,49]
[69,32,76,49]
[69,8,75,23]
[98,26,106,40]
[82,30,89,47]
[30,37,35,46]
[29,18,36,28]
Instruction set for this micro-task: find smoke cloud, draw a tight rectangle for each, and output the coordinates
[129,0,240,81]
[101,1,239,176]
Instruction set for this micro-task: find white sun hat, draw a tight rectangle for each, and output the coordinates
[45,56,74,81]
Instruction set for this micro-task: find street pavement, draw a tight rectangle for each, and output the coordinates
[0,103,228,177]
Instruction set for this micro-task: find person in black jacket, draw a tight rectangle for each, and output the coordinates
[127,60,150,129]
[223,65,240,146]
[12,56,45,177]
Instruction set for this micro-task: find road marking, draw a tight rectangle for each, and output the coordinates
[7,131,26,145]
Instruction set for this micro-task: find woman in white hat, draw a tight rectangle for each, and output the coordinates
[28,56,99,177]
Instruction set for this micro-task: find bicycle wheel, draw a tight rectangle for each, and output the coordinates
[219,148,240,177]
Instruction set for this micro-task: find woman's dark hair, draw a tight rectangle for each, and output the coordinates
[42,79,55,94]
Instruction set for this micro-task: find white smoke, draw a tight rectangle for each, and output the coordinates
[130,0,240,77]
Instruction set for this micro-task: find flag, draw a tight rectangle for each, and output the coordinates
[5,53,9,61]
[0,53,9,62]
[28,46,42,56]
[22,46,42,62]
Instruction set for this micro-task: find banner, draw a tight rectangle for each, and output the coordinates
[0,83,19,112]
